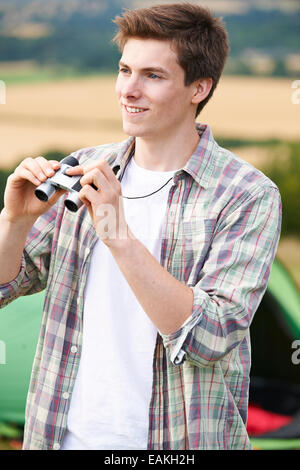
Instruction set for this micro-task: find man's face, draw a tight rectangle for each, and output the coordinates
[115,38,197,140]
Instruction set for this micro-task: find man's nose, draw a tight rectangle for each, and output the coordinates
[121,74,142,100]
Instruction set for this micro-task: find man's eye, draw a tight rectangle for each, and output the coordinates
[149,73,160,79]
[119,68,130,74]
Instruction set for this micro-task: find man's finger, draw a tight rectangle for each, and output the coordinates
[80,168,109,193]
[66,165,84,176]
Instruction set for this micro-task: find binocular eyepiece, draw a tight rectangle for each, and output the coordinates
[35,155,85,212]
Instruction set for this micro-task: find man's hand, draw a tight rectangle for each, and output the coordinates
[0,156,66,285]
[2,157,65,224]
[67,160,131,246]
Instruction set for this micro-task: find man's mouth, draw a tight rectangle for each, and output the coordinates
[123,104,148,114]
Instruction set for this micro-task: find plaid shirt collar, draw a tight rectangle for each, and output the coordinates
[108,123,217,190]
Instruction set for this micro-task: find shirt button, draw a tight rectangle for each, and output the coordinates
[62,392,70,400]
[53,443,60,450]
[71,345,78,354]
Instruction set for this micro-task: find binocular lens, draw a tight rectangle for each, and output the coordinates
[64,192,83,212]
[64,199,79,212]
[35,181,58,202]
[35,189,50,202]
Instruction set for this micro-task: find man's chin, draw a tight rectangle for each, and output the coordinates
[122,123,145,138]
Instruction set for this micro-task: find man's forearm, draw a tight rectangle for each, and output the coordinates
[0,210,35,285]
[108,236,194,335]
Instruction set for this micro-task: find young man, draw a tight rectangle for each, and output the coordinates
[0,4,281,450]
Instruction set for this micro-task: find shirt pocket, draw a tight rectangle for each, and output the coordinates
[182,217,215,250]
[176,218,215,284]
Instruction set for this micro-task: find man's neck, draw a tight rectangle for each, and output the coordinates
[133,125,201,172]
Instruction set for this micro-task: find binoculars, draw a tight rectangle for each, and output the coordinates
[35,155,88,212]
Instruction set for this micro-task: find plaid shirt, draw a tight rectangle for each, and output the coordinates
[0,124,281,450]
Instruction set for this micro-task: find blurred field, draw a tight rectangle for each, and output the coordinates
[0,74,125,169]
[0,74,299,169]
[276,237,300,290]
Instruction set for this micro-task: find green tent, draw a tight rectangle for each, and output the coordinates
[0,257,299,448]
[249,258,300,449]
[0,291,44,424]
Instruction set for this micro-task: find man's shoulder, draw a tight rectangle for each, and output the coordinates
[213,143,279,198]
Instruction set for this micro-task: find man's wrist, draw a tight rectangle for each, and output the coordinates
[103,227,137,254]
[0,208,37,233]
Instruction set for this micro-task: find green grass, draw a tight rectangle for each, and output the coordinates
[250,437,300,450]
[0,65,112,85]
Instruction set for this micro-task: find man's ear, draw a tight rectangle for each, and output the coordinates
[191,78,213,105]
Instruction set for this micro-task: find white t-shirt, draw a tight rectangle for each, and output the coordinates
[61,157,175,450]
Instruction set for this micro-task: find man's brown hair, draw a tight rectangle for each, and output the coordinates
[113,2,230,116]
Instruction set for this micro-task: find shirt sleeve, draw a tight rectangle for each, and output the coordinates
[160,185,282,367]
[0,205,57,309]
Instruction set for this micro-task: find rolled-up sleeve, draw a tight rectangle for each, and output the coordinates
[161,186,282,367]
